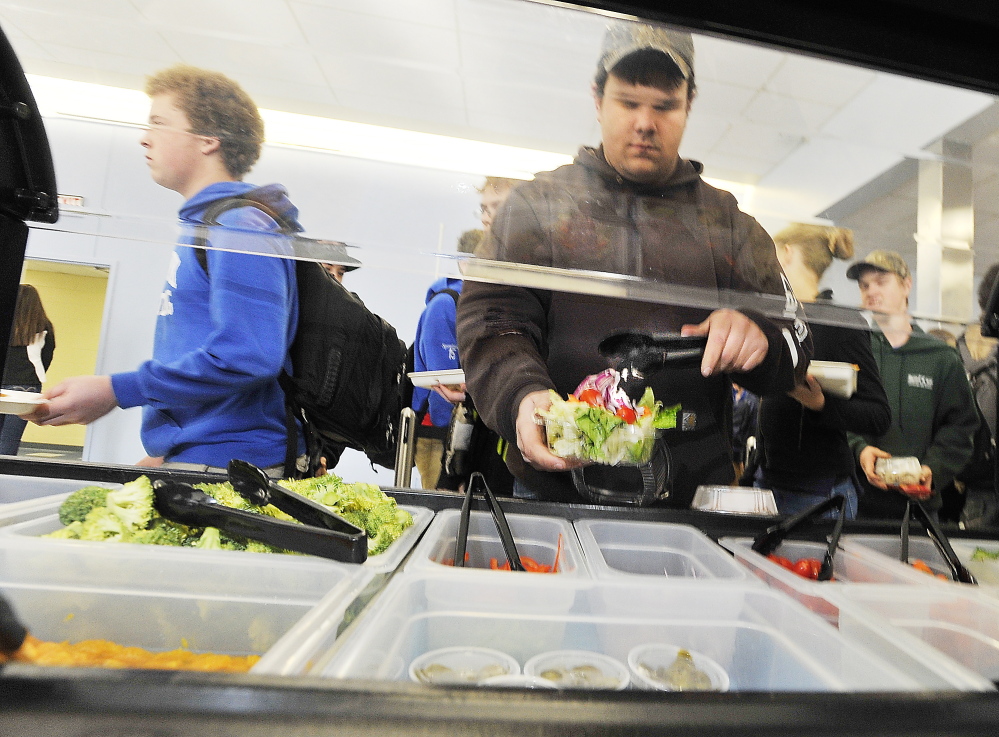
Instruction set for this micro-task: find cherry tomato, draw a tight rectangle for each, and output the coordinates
[793,559,814,579]
[911,559,935,575]
[615,406,637,424]
[577,389,602,407]
[767,554,794,570]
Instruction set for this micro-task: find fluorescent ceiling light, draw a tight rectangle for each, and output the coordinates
[26,75,570,179]
[26,75,756,197]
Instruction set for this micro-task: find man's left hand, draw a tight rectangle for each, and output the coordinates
[24,375,119,426]
[682,309,768,377]
[788,374,825,411]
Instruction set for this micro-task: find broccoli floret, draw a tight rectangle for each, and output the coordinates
[104,476,155,530]
[128,519,192,547]
[194,527,223,550]
[340,482,390,514]
[76,507,129,541]
[44,521,84,540]
[364,502,414,555]
[197,481,295,522]
[58,486,110,526]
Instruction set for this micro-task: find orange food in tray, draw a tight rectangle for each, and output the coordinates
[11,635,259,672]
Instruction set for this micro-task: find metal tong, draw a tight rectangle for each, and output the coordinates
[454,472,524,571]
[900,499,977,584]
[0,593,27,659]
[751,495,847,582]
[152,459,367,563]
[597,331,707,401]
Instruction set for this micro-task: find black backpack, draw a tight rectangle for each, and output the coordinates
[193,191,408,474]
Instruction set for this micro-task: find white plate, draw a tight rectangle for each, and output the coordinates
[0,390,46,416]
[407,369,465,388]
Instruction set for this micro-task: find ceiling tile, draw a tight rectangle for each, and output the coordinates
[292,3,460,70]
[243,77,339,111]
[291,0,457,29]
[695,35,784,90]
[766,54,875,107]
[164,33,327,86]
[467,109,594,154]
[459,32,595,92]
[38,44,176,81]
[712,122,803,163]
[699,153,775,179]
[2,6,178,61]
[318,52,466,106]
[136,0,305,46]
[457,0,606,48]
[821,73,995,154]
[4,35,54,62]
[9,0,145,23]
[691,81,756,119]
[743,91,837,137]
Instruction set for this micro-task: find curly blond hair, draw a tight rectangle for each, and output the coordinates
[146,65,263,177]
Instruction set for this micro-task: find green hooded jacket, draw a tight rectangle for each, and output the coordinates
[848,326,978,515]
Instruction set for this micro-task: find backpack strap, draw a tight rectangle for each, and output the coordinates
[191,194,299,275]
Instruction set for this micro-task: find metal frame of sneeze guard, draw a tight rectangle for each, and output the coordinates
[459,257,978,331]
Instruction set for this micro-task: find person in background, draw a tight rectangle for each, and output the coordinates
[1,285,55,456]
[457,20,810,506]
[754,225,890,519]
[954,262,999,528]
[846,250,977,519]
[26,65,304,477]
[410,228,482,489]
[730,383,759,478]
[928,328,957,348]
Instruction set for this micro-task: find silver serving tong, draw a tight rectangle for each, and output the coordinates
[752,494,847,581]
[152,460,367,563]
[597,331,707,401]
[454,472,524,571]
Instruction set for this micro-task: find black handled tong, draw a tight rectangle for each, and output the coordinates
[752,494,847,582]
[902,499,977,585]
[598,331,707,401]
[152,460,367,563]
[454,472,524,572]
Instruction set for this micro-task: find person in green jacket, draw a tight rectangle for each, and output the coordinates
[846,250,978,519]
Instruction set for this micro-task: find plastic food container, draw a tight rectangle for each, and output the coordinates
[691,486,779,516]
[628,643,730,692]
[319,573,928,691]
[544,415,658,466]
[807,360,858,399]
[0,498,429,601]
[0,476,120,529]
[951,539,999,592]
[573,519,755,582]
[523,649,629,690]
[1,581,323,674]
[874,457,922,486]
[0,498,433,575]
[405,508,588,577]
[828,585,999,691]
[719,537,946,624]
[409,646,520,685]
[841,535,956,579]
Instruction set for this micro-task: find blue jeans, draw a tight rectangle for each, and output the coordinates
[756,469,859,520]
[512,478,540,500]
[0,384,40,456]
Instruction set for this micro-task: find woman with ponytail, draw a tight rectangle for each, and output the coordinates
[753,224,890,518]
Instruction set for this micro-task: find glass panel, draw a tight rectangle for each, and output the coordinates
[0,0,995,525]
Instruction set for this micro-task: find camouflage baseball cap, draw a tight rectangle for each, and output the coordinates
[597,21,694,81]
[846,250,911,281]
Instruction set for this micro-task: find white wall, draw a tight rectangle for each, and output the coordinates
[26,115,484,485]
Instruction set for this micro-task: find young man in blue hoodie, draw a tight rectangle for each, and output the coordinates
[30,65,303,475]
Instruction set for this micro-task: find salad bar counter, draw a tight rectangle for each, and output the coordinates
[5,457,999,736]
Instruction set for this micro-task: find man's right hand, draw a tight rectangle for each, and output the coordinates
[515,390,577,472]
[859,445,892,489]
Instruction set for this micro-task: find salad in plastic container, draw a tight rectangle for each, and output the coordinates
[537,369,678,466]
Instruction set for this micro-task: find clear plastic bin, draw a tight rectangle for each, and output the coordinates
[404,508,588,577]
[828,585,999,691]
[0,499,431,599]
[317,573,929,691]
[0,475,120,527]
[574,519,756,582]
[1,581,325,674]
[842,534,960,578]
[720,536,943,624]
[947,539,999,600]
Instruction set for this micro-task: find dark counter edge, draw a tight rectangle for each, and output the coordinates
[4,454,999,736]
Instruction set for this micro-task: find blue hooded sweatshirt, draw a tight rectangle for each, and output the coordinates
[111,182,303,467]
[411,277,463,427]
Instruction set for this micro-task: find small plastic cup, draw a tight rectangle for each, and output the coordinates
[409,646,520,685]
[627,644,729,692]
[524,649,630,690]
